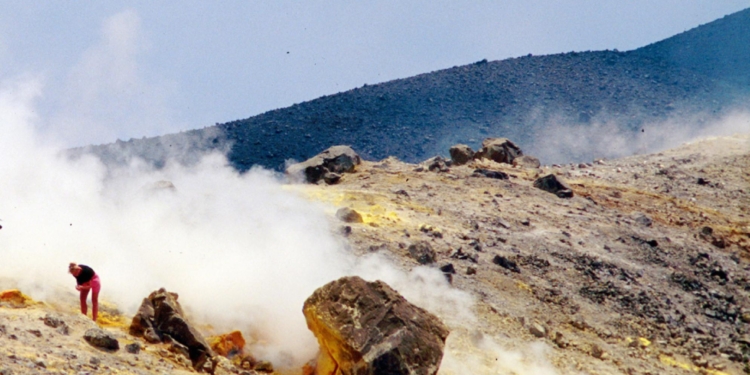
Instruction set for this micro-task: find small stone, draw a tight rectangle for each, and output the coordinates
[56,324,70,336]
[529,323,546,338]
[43,314,65,328]
[27,329,42,338]
[591,344,606,359]
[254,360,274,373]
[336,207,363,223]
[125,343,141,354]
[571,318,587,330]
[408,241,436,265]
[466,267,477,275]
[493,255,520,273]
[439,263,456,274]
[90,357,101,366]
[83,328,120,351]
[553,332,568,348]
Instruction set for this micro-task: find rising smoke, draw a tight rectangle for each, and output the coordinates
[527,111,750,164]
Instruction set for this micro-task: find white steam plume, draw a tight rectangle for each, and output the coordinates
[529,111,750,164]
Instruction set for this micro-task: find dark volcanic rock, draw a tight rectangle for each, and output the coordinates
[83,328,119,351]
[533,174,574,198]
[472,168,509,180]
[303,276,450,375]
[408,241,437,265]
[129,288,216,372]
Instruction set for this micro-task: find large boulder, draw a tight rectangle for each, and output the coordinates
[129,288,216,373]
[286,146,361,184]
[303,276,450,375]
[474,138,523,164]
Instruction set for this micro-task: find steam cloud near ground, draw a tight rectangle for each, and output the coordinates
[0,78,562,374]
[528,111,750,164]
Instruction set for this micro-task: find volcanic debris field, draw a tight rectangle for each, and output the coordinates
[2,134,749,375]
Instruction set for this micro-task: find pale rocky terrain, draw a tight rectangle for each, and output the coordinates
[2,134,749,375]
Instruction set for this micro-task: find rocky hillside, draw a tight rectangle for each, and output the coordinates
[634,8,750,89]
[3,134,749,375]
[72,8,750,171]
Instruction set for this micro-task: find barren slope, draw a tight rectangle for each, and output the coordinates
[295,134,750,374]
[2,135,749,375]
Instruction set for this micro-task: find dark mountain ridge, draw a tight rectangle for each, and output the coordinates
[75,8,750,171]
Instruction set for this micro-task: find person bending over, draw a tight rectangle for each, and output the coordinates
[68,262,101,321]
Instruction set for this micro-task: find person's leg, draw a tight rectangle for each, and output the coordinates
[79,288,89,316]
[90,275,101,321]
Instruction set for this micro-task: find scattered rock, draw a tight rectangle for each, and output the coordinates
[591,344,607,359]
[472,168,509,180]
[440,263,456,283]
[474,138,523,164]
[632,213,653,227]
[125,343,141,354]
[493,255,520,273]
[424,156,450,172]
[533,174,574,198]
[43,314,65,329]
[512,155,541,169]
[450,248,478,263]
[286,145,361,184]
[83,328,120,351]
[440,263,456,274]
[254,360,274,373]
[552,331,568,348]
[466,267,477,275]
[303,276,449,375]
[449,144,474,166]
[529,323,546,338]
[336,207,363,223]
[419,223,443,238]
[56,324,70,336]
[408,241,437,265]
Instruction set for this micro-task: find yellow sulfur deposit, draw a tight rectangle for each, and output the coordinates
[0,289,34,307]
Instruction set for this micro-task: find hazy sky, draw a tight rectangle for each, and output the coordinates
[1,1,747,147]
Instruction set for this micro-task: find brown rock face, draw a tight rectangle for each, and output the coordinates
[129,288,216,373]
[303,276,449,375]
[449,144,474,166]
[474,138,523,164]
